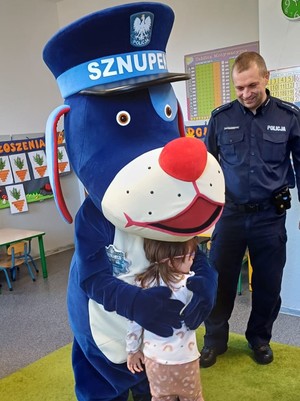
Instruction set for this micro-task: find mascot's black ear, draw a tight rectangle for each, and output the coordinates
[45,104,73,224]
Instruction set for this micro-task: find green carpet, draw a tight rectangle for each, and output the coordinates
[1,327,300,401]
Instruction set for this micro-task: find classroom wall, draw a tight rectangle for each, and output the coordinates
[0,0,81,257]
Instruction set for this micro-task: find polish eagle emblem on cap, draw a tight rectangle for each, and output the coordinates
[130,12,154,47]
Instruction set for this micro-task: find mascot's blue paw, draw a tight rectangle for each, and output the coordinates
[184,268,218,329]
[132,286,184,337]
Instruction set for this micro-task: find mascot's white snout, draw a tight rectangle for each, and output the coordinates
[102,137,225,241]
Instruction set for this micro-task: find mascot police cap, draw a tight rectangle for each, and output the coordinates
[43,2,190,98]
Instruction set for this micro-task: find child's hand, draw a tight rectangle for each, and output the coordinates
[127,350,145,374]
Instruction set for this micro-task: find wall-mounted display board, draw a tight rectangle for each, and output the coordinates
[184,43,300,142]
[184,42,259,122]
[0,134,70,215]
[268,66,300,108]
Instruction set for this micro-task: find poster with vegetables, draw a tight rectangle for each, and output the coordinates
[0,156,13,186]
[0,135,71,212]
[7,184,28,214]
[57,146,70,173]
[10,153,31,183]
[28,150,48,179]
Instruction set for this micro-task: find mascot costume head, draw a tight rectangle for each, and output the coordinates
[43,3,225,401]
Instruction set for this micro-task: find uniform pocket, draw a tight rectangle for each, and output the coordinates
[262,131,287,163]
[218,129,244,163]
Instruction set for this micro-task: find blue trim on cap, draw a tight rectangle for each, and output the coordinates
[57,50,168,98]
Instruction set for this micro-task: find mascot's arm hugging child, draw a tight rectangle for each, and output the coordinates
[71,196,185,337]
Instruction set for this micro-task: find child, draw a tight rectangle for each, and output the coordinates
[126,237,205,401]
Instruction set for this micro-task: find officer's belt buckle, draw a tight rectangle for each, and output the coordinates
[237,203,261,213]
[244,203,260,212]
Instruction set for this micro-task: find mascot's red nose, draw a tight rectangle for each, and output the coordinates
[159,137,207,182]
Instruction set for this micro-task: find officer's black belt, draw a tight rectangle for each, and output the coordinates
[227,200,271,213]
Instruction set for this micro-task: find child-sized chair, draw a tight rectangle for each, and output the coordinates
[0,241,36,291]
[18,239,39,274]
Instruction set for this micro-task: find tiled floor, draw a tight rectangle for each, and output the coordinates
[0,248,299,379]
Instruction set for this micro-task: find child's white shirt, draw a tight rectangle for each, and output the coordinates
[126,272,200,365]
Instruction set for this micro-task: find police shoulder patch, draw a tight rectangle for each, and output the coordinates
[276,98,300,115]
[211,102,233,117]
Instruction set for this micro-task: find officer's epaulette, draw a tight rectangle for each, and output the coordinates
[211,102,233,117]
[275,98,300,115]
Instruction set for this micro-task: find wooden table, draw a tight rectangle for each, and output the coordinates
[0,228,47,278]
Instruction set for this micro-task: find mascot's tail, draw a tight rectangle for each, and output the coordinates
[45,104,73,224]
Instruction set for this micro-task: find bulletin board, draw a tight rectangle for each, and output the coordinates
[184,41,259,122]
[0,133,70,215]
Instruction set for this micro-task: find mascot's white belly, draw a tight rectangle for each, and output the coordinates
[89,229,148,363]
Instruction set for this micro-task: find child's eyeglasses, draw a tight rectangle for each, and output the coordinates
[173,252,196,260]
[156,252,196,264]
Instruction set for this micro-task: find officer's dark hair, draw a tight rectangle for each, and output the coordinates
[232,51,268,77]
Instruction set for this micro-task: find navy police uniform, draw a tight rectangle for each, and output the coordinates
[204,90,300,350]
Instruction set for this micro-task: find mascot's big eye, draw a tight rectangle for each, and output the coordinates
[116,111,131,126]
[164,104,172,119]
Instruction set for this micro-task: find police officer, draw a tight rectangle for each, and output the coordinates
[201,51,300,367]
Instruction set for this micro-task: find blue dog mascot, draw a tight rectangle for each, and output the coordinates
[43,3,225,401]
